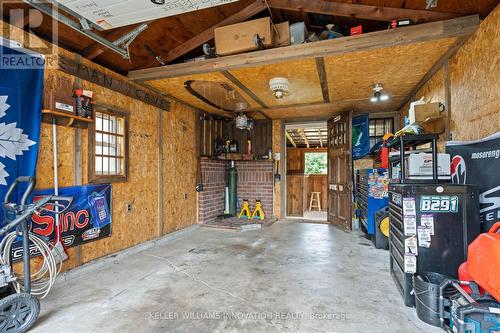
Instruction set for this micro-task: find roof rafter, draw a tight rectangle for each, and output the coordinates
[267,0,460,22]
[298,129,309,148]
[286,131,297,148]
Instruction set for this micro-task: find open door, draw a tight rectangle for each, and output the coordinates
[327,111,352,230]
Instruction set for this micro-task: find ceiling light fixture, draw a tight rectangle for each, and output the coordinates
[235,113,254,131]
[370,83,389,103]
[269,77,290,99]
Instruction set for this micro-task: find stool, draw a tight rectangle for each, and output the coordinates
[309,192,321,211]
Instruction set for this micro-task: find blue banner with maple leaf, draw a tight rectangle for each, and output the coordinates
[0,44,43,218]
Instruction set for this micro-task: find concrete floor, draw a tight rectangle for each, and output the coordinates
[302,210,328,221]
[32,222,440,333]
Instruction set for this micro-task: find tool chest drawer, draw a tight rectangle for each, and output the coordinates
[355,169,388,236]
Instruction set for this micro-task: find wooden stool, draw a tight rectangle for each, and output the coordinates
[309,192,321,211]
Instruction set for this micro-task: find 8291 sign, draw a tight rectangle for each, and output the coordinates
[420,196,459,213]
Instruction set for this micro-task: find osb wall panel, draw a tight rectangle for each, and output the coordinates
[399,5,499,147]
[1,21,197,271]
[399,67,446,127]
[162,102,197,234]
[449,5,500,141]
[229,59,324,107]
[399,67,446,151]
[272,120,282,218]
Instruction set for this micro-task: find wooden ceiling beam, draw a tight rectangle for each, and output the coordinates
[267,0,460,22]
[298,129,309,148]
[162,0,267,64]
[315,57,329,103]
[286,131,297,148]
[128,15,479,81]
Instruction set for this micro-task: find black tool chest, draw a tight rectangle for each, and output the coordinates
[389,183,479,307]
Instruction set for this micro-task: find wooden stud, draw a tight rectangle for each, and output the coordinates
[128,15,479,81]
[157,108,164,237]
[315,57,330,103]
[267,0,460,22]
[444,59,451,141]
[286,130,297,148]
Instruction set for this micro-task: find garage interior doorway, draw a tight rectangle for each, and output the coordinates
[285,121,328,222]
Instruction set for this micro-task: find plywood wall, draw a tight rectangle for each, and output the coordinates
[1,21,198,272]
[400,5,499,146]
[449,5,500,141]
[162,102,198,235]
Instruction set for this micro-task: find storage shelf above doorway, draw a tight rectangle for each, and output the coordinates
[42,109,94,128]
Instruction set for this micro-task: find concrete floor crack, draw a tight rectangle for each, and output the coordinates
[143,253,251,305]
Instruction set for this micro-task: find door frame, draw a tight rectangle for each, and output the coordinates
[281,120,328,218]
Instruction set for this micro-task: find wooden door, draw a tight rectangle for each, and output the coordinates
[327,111,353,230]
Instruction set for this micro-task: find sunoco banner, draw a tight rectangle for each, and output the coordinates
[11,184,112,261]
[446,132,500,232]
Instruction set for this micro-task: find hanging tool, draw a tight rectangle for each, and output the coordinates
[274,158,281,182]
[51,119,69,263]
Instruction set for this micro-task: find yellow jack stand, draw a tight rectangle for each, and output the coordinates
[251,200,265,220]
[238,199,252,219]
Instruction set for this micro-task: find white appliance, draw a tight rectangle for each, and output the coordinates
[56,0,239,30]
[405,153,451,180]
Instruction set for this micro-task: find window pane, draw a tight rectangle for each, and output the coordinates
[93,109,126,178]
[375,120,384,136]
[96,112,102,130]
[117,137,123,157]
[369,121,375,136]
[96,156,102,174]
[304,153,327,174]
[385,119,393,133]
[117,158,122,174]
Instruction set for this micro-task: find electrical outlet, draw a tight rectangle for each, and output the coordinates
[184,193,188,199]
[126,203,132,213]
